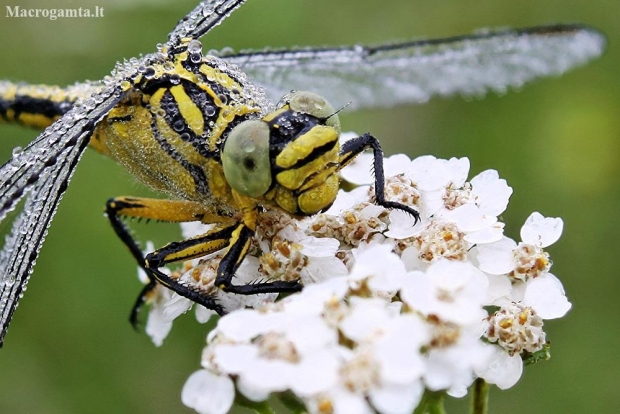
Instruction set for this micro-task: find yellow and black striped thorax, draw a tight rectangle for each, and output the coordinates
[90,44,270,209]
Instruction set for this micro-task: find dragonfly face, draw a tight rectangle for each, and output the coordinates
[0,0,605,346]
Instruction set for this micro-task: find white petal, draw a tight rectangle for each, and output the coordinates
[369,381,424,414]
[464,222,505,244]
[324,187,372,216]
[340,152,411,185]
[400,246,424,272]
[475,237,517,275]
[349,244,407,293]
[299,235,340,257]
[182,370,234,414]
[445,157,471,188]
[146,303,173,347]
[440,203,497,232]
[470,170,512,216]
[181,222,216,239]
[195,305,217,324]
[405,156,453,191]
[213,344,259,374]
[485,274,512,303]
[286,315,338,355]
[163,294,193,321]
[340,152,374,185]
[289,349,340,396]
[385,209,423,239]
[215,310,269,341]
[301,256,348,285]
[419,189,445,218]
[523,275,572,319]
[360,204,385,220]
[283,276,349,315]
[329,388,373,414]
[520,212,564,247]
[400,271,433,313]
[340,298,393,342]
[384,153,413,177]
[476,346,523,390]
[376,315,428,383]
[236,375,271,402]
[240,359,296,394]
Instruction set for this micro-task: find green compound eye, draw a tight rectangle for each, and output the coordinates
[221,120,272,198]
[288,91,340,133]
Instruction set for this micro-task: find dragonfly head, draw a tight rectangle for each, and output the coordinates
[221,91,342,216]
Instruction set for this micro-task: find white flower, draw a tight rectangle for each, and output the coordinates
[521,273,572,319]
[162,254,280,324]
[477,212,562,278]
[405,156,469,192]
[144,283,174,347]
[476,346,523,390]
[520,212,563,247]
[273,224,347,285]
[137,242,174,346]
[348,244,407,296]
[182,370,234,414]
[400,260,488,326]
[424,332,494,397]
[476,212,570,319]
[133,154,571,413]
[486,302,546,355]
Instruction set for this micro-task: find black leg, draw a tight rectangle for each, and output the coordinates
[213,223,302,295]
[106,198,157,327]
[340,133,420,222]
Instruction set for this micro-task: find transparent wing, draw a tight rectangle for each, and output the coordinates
[222,25,606,109]
[167,0,246,47]
[0,87,124,345]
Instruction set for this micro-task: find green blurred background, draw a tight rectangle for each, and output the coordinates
[0,0,618,412]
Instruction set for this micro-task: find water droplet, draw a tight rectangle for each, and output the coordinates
[188,39,202,54]
[163,61,175,72]
[144,67,156,79]
[205,105,217,117]
[173,119,185,132]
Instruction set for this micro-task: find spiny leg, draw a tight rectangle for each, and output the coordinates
[144,223,242,316]
[340,133,420,222]
[105,196,234,326]
[212,223,303,295]
[146,221,302,299]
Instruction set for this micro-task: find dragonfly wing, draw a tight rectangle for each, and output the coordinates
[223,25,605,109]
[0,87,124,345]
[167,0,247,46]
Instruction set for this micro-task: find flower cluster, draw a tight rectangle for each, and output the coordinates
[142,149,570,414]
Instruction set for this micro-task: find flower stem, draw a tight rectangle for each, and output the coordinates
[427,393,446,414]
[470,378,490,414]
[414,391,446,414]
[234,393,276,414]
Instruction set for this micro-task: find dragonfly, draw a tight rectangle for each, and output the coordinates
[0,0,605,346]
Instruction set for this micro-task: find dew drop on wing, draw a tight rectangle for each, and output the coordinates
[11,146,22,157]
[25,173,39,185]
